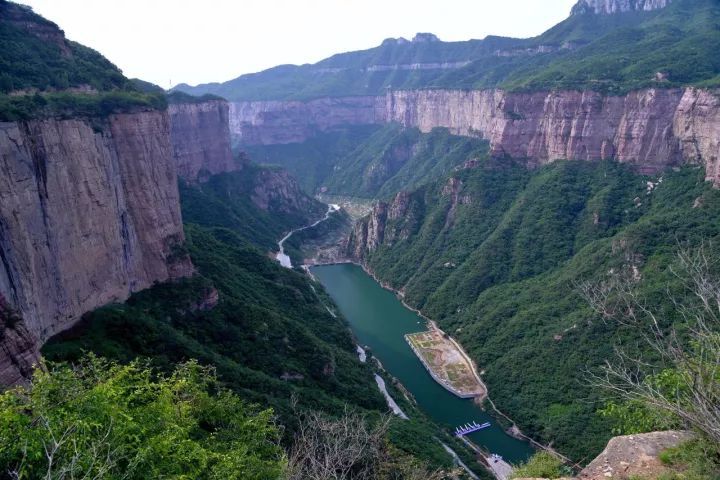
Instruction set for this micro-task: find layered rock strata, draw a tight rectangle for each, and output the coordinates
[231,88,720,183]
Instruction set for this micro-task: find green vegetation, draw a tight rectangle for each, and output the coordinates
[43,223,476,474]
[167,90,225,104]
[0,2,181,121]
[0,1,130,93]
[173,35,522,101]
[0,355,285,479]
[501,0,720,93]
[0,90,167,121]
[176,0,720,100]
[356,159,720,460]
[510,452,568,479]
[659,438,720,480]
[246,124,490,198]
[44,225,385,423]
[179,163,326,252]
[130,77,165,93]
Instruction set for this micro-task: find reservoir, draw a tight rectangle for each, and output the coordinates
[312,263,534,465]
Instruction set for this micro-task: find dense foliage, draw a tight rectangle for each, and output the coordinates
[44,225,385,424]
[510,452,567,479]
[0,356,285,479]
[179,163,326,252]
[355,160,720,460]
[0,90,168,121]
[0,1,130,93]
[43,222,485,475]
[167,90,225,104]
[0,2,173,120]
[246,125,490,198]
[176,0,720,100]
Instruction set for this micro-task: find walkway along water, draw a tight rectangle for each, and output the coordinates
[311,263,535,470]
[275,204,339,268]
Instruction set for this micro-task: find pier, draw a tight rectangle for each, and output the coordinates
[455,421,491,436]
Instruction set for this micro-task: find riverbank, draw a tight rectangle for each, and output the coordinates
[306,259,577,464]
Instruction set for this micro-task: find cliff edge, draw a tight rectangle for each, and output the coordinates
[0,111,194,385]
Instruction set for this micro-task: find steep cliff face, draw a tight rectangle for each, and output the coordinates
[230,88,720,184]
[0,295,39,386]
[571,0,671,15]
[346,201,389,260]
[0,111,193,385]
[229,96,385,145]
[385,88,720,182]
[168,100,238,182]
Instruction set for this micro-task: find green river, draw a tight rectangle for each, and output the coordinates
[312,263,534,464]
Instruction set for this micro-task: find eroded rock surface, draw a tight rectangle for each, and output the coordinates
[578,431,692,480]
[230,88,720,184]
[169,100,238,182]
[0,112,193,385]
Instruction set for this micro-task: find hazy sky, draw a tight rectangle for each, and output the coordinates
[21,0,578,89]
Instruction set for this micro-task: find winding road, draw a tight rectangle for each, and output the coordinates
[276,203,339,268]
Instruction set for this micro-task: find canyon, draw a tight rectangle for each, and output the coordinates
[230,87,720,184]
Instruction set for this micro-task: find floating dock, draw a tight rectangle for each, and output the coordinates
[455,421,491,436]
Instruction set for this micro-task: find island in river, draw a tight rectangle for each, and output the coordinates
[310,263,534,465]
[406,329,487,399]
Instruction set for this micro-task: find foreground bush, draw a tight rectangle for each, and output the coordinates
[510,451,566,479]
[0,355,284,479]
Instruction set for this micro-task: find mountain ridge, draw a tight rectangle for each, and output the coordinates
[174,0,713,101]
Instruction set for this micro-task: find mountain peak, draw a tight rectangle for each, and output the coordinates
[412,33,440,43]
[571,0,671,14]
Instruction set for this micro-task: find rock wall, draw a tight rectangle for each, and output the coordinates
[386,88,720,182]
[571,0,672,15]
[229,88,720,183]
[168,100,238,182]
[346,201,388,260]
[229,96,385,145]
[0,111,193,385]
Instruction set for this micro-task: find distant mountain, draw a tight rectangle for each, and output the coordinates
[174,0,717,100]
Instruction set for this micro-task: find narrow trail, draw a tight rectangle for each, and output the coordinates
[276,203,339,268]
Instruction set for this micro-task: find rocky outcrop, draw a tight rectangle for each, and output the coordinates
[168,100,238,182]
[249,167,323,215]
[577,431,692,480]
[229,96,386,145]
[346,202,388,259]
[0,111,193,385]
[571,0,672,15]
[513,431,691,480]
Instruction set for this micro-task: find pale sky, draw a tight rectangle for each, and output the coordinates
[20,0,578,89]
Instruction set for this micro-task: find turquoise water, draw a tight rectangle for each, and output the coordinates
[312,263,534,464]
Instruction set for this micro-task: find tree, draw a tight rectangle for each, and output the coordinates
[0,355,285,479]
[580,244,720,445]
[286,407,446,480]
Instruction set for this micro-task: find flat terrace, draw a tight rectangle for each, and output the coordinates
[405,329,486,399]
